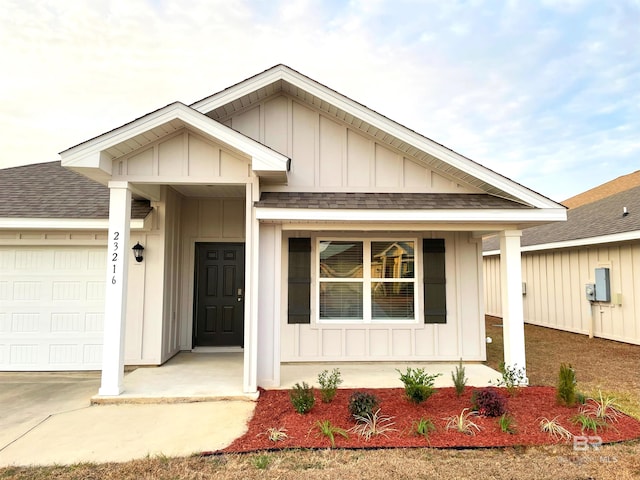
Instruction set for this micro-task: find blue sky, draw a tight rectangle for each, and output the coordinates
[1,0,638,201]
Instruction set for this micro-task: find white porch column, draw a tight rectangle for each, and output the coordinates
[98,182,131,396]
[499,230,527,380]
[243,180,260,394]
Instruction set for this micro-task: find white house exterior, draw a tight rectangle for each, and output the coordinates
[0,65,566,396]
[484,181,640,345]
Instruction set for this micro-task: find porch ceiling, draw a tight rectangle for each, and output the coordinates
[171,184,246,198]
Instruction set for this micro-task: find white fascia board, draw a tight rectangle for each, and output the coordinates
[0,218,146,230]
[483,229,640,256]
[60,103,288,174]
[255,207,567,223]
[193,66,559,209]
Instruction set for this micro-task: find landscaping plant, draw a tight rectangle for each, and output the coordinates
[413,417,437,439]
[451,358,467,397]
[538,416,573,441]
[494,362,527,396]
[556,363,577,406]
[314,420,348,448]
[260,427,289,442]
[396,367,441,404]
[472,387,507,417]
[498,413,517,434]
[583,390,623,423]
[289,382,315,414]
[348,391,380,419]
[317,368,343,403]
[350,409,397,440]
[444,408,481,436]
[571,413,606,434]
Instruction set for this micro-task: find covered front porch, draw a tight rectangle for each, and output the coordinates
[92,352,502,403]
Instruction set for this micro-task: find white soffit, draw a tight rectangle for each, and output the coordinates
[59,103,289,181]
[192,65,562,210]
[0,218,147,230]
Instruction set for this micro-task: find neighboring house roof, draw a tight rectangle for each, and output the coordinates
[562,170,640,209]
[483,184,640,253]
[0,161,151,219]
[257,192,532,210]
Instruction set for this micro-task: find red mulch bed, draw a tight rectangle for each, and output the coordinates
[220,387,640,453]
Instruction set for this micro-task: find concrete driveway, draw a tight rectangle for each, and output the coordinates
[0,372,254,466]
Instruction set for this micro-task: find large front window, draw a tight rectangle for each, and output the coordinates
[318,239,416,322]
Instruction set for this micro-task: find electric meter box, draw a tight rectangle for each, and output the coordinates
[585,284,596,302]
[594,267,611,302]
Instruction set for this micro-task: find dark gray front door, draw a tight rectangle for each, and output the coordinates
[193,243,245,347]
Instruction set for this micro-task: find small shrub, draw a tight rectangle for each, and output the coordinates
[413,417,437,439]
[348,391,379,419]
[539,416,572,441]
[493,362,527,395]
[498,413,517,434]
[444,408,481,435]
[556,363,577,406]
[314,420,348,447]
[397,367,441,404]
[576,392,587,405]
[317,368,343,403]
[350,409,396,440]
[451,359,467,397]
[571,413,606,434]
[289,382,315,414]
[472,388,507,417]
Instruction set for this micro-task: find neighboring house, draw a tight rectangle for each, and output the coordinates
[484,172,640,346]
[0,65,566,396]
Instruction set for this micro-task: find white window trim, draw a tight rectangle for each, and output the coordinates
[315,236,418,325]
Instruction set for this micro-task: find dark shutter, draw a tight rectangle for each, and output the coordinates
[288,238,311,324]
[423,239,446,324]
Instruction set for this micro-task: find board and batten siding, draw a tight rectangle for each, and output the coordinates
[276,231,486,363]
[221,94,482,194]
[483,243,640,345]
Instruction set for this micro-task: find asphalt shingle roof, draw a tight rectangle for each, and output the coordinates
[483,184,640,251]
[0,161,152,219]
[256,192,531,210]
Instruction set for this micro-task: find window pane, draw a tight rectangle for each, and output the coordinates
[372,282,414,319]
[320,282,363,319]
[320,241,363,278]
[371,241,414,279]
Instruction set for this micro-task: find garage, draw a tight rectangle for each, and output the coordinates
[0,246,106,371]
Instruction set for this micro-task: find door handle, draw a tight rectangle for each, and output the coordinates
[237,288,243,302]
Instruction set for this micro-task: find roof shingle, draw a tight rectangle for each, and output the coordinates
[256,192,532,210]
[0,161,152,219]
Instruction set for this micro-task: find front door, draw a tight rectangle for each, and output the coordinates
[193,243,245,347]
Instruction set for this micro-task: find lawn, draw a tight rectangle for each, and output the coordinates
[2,317,640,480]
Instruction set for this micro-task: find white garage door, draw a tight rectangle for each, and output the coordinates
[0,246,106,371]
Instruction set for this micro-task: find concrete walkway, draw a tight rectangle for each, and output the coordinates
[0,372,254,467]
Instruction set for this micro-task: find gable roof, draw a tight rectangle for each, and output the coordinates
[59,102,290,185]
[0,161,151,220]
[562,170,640,209]
[192,64,562,210]
[483,184,640,253]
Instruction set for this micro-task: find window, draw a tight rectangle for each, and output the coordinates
[318,239,416,322]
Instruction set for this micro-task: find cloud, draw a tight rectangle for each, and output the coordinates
[0,0,638,201]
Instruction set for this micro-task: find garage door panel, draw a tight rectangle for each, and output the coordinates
[0,246,105,371]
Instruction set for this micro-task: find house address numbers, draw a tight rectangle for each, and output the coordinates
[111,231,119,285]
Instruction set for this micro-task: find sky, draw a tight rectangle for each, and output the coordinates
[1,0,639,202]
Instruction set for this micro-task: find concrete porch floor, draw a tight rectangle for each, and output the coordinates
[93,352,501,403]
